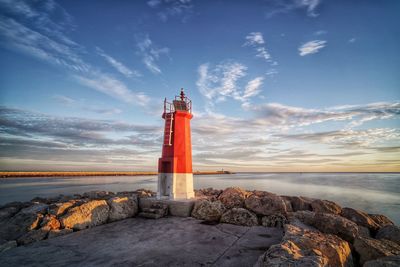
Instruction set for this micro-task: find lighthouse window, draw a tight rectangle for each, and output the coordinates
[173,100,188,111]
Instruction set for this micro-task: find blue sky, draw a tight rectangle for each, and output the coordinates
[0,0,399,171]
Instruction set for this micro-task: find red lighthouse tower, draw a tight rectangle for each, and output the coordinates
[157,89,195,199]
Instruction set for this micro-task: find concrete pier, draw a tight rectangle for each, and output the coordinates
[0,217,283,267]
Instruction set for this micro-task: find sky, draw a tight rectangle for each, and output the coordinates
[0,0,399,172]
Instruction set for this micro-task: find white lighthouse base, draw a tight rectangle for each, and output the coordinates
[157,173,195,200]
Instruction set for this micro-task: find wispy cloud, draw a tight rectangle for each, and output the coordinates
[146,0,193,22]
[136,34,169,74]
[349,38,356,43]
[252,101,400,128]
[244,32,273,62]
[74,75,149,106]
[298,40,327,56]
[96,47,141,78]
[266,0,322,18]
[0,0,149,106]
[196,61,264,108]
[53,95,122,115]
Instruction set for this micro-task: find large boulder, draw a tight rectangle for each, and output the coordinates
[313,212,369,243]
[261,214,288,228]
[354,236,400,265]
[0,203,48,240]
[340,207,379,232]
[311,199,342,215]
[48,200,81,216]
[294,211,368,243]
[107,196,138,222]
[194,188,222,201]
[364,255,400,267]
[40,214,60,231]
[368,214,394,228]
[220,208,258,226]
[376,225,400,245]
[218,187,249,209]
[244,191,287,216]
[191,200,225,221]
[256,224,353,267]
[281,196,314,212]
[60,200,110,230]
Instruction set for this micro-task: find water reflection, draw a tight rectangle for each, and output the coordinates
[0,173,399,224]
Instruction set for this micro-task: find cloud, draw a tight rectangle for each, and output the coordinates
[349,38,356,43]
[52,95,122,115]
[244,32,265,45]
[1,102,399,171]
[96,47,141,78]
[244,32,273,62]
[196,61,264,108]
[146,0,193,22]
[266,0,322,18]
[278,128,400,150]
[243,77,264,98]
[136,34,169,74]
[0,0,149,106]
[253,101,400,128]
[298,40,327,56]
[74,74,150,106]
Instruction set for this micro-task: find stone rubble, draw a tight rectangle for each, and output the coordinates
[0,186,398,267]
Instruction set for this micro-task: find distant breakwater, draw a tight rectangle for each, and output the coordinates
[0,171,233,178]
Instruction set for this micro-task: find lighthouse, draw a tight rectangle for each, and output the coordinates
[157,89,195,199]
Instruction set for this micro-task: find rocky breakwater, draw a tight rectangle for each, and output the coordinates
[193,187,400,266]
[1,186,399,267]
[0,189,153,252]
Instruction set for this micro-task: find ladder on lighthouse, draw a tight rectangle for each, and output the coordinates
[163,112,173,146]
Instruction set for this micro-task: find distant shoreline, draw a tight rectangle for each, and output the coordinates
[0,171,234,178]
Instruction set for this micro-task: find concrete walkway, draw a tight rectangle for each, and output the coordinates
[0,217,283,267]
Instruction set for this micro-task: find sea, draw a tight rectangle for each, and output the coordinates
[1,172,399,224]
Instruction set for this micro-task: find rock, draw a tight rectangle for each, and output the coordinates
[17,229,48,245]
[256,224,353,267]
[311,199,342,215]
[261,214,288,228]
[0,240,17,253]
[220,208,258,226]
[48,229,73,239]
[354,236,400,265]
[376,225,400,245]
[133,188,155,198]
[0,202,27,222]
[194,188,222,201]
[293,211,368,243]
[48,200,79,216]
[107,196,138,222]
[244,191,287,216]
[281,196,314,212]
[60,200,110,230]
[292,210,316,226]
[369,214,395,229]
[340,207,379,232]
[218,187,249,209]
[40,214,60,231]
[191,200,225,222]
[0,203,47,240]
[82,191,115,200]
[313,212,369,243]
[364,255,400,267]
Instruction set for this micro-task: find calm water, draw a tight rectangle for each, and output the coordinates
[1,172,399,224]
